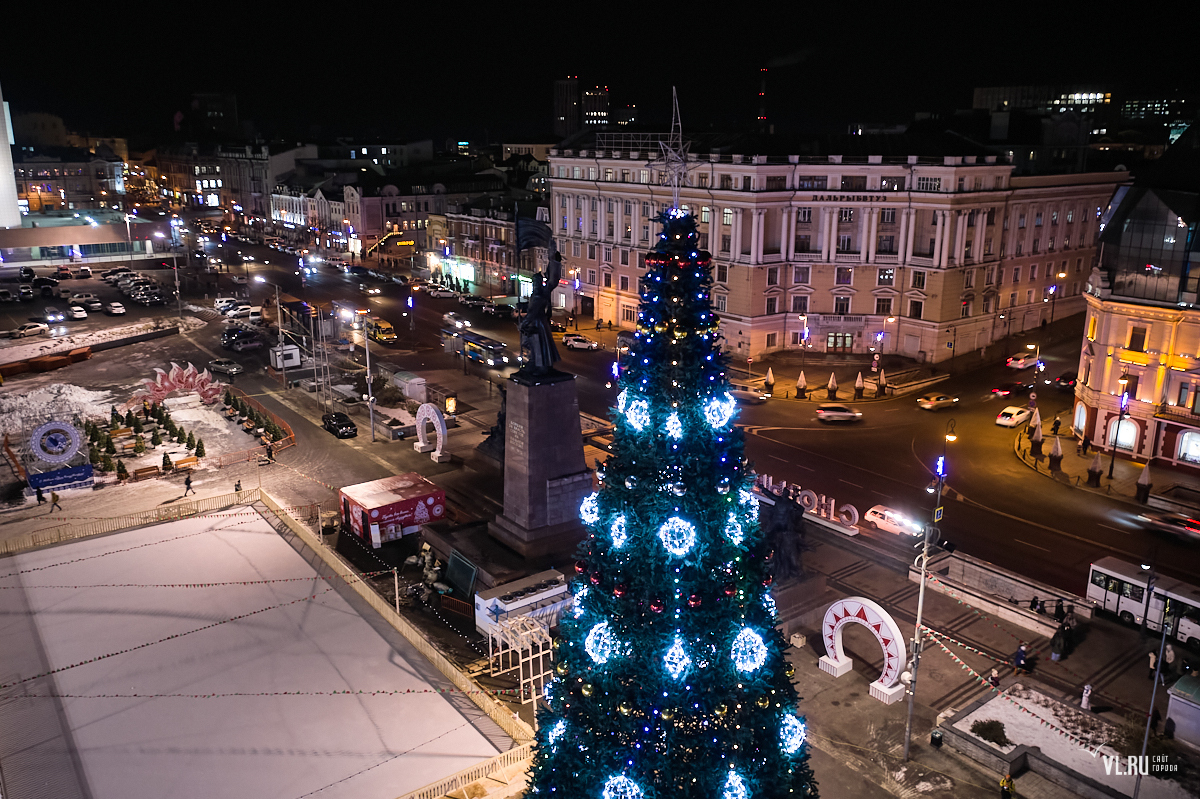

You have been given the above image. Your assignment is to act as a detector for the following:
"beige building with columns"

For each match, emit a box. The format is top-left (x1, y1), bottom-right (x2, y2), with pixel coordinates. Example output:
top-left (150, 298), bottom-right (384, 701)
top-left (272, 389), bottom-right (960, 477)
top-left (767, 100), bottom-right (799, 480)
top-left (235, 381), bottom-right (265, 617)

top-left (547, 131), bottom-right (1124, 363)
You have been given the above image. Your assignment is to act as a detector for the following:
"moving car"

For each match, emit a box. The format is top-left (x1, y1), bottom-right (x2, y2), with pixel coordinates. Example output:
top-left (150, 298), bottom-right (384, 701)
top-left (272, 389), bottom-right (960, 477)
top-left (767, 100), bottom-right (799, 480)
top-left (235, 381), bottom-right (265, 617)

top-left (549, 320), bottom-right (567, 333)
top-left (104, 301), bottom-right (126, 315)
top-left (916, 392), bottom-right (959, 411)
top-left (1136, 510), bottom-right (1200, 542)
top-left (1054, 371), bottom-right (1079, 390)
top-left (0, 289), bottom-right (12, 302)
top-left (427, 287), bottom-right (458, 298)
top-left (995, 406), bottom-right (1032, 427)
top-left (729, 388), bottom-right (769, 404)
top-left (562, 333), bottom-right (600, 351)
top-left (991, 380), bottom-right (1034, 398)
top-left (32, 276), bottom-right (59, 290)
top-left (815, 403), bottom-right (863, 422)
top-left (74, 266), bottom-right (92, 279)
top-left (231, 275), bottom-right (249, 285)
top-left (458, 295), bottom-right (488, 308)
top-left (207, 358), bottom-right (245, 376)
top-left (1006, 353), bottom-right (1037, 370)
top-left (71, 292), bottom-right (99, 304)
top-left (443, 311), bottom-right (471, 329)
top-left (76, 298), bottom-right (102, 310)
top-left (863, 505), bottom-right (923, 536)
top-left (12, 322), bottom-right (50, 338)
top-left (484, 303), bottom-right (516, 319)
top-left (359, 282), bottom-right (381, 296)
top-left (322, 412), bottom-right (358, 438)
top-left (42, 306), bottom-right (65, 322)
top-left (224, 303), bottom-right (255, 318)
top-left (67, 305), bottom-right (88, 319)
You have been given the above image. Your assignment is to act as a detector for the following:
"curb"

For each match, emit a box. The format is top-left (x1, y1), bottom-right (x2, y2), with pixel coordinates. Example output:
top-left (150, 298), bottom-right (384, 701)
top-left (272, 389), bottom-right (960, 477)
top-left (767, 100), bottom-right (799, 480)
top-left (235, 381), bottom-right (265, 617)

top-left (1009, 428), bottom-right (1143, 509)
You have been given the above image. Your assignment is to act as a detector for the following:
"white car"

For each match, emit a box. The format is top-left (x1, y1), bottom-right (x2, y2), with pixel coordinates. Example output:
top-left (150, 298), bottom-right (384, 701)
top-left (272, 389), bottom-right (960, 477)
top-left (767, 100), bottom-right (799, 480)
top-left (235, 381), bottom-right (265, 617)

top-left (225, 304), bottom-right (260, 319)
top-left (815, 403), bottom-right (863, 422)
top-left (231, 275), bottom-right (249, 285)
top-left (1006, 353), bottom-right (1037, 370)
top-left (359, 283), bottom-right (382, 296)
top-left (104, 302), bottom-right (126, 315)
top-left (427, 287), bottom-right (457, 298)
top-left (207, 358), bottom-right (245, 376)
top-left (729, 388), bottom-right (769, 404)
top-left (12, 322), bottom-right (50, 338)
top-left (562, 334), bottom-right (600, 350)
top-left (67, 305), bottom-right (88, 319)
top-left (443, 311), bottom-right (471, 329)
top-left (995, 406), bottom-right (1032, 427)
top-left (863, 505), bottom-right (923, 536)
top-left (916, 392), bottom-right (959, 411)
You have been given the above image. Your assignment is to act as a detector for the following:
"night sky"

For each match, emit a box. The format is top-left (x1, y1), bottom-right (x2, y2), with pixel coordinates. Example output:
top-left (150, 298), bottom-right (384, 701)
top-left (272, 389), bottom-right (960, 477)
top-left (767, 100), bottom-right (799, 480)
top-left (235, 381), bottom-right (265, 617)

top-left (1, 4), bottom-right (1188, 148)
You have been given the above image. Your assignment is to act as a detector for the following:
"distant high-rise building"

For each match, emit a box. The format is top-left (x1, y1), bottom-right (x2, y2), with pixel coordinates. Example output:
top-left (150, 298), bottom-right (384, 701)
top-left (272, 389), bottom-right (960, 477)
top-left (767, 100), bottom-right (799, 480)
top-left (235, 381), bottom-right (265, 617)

top-left (973, 85), bottom-right (1112, 113)
top-left (190, 93), bottom-right (240, 138)
top-left (554, 77), bottom-right (581, 139)
top-left (0, 80), bottom-right (22, 228)
top-left (583, 86), bottom-right (609, 128)
top-left (613, 105), bottom-right (638, 127)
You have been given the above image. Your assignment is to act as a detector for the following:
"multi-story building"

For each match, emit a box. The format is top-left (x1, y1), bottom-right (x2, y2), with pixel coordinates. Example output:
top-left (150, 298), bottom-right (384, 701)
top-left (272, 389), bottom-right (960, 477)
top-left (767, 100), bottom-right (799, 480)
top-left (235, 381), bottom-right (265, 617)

top-left (547, 131), bottom-right (1125, 363)
top-left (554, 77), bottom-right (581, 139)
top-left (319, 140), bottom-right (433, 168)
top-left (438, 194), bottom-right (549, 297)
top-left (13, 145), bottom-right (125, 212)
top-left (156, 142), bottom-right (316, 216)
top-left (583, 87), bottom-right (609, 128)
top-left (1071, 141), bottom-right (1200, 472)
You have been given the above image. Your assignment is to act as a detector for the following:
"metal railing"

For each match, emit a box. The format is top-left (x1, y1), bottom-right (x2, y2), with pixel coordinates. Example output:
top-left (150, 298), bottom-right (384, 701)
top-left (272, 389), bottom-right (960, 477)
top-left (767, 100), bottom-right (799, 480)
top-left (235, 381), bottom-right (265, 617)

top-left (257, 491), bottom-right (535, 745)
top-left (395, 742), bottom-right (533, 799)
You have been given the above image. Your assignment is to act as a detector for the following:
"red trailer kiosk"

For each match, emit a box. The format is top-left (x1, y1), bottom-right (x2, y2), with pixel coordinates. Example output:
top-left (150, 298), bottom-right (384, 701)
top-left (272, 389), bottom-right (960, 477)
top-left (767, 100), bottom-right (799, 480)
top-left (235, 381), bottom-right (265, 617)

top-left (339, 473), bottom-right (446, 548)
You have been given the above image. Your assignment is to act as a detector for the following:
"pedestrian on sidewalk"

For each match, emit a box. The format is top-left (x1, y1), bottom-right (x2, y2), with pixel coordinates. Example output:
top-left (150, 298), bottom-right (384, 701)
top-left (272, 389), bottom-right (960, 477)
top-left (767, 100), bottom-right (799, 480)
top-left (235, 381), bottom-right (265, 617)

top-left (1165, 644), bottom-right (1177, 678)
top-left (1012, 644), bottom-right (1029, 675)
top-left (607, 320), bottom-right (613, 331)
top-left (999, 772), bottom-right (1014, 799)
top-left (1151, 706), bottom-right (1161, 734)
top-left (988, 669), bottom-right (1001, 690)
top-left (184, 475), bottom-right (195, 496)
top-left (35, 486), bottom-right (45, 505)
top-left (1054, 598), bottom-right (1066, 624)
top-left (1052, 416), bottom-right (1062, 436)
top-left (49, 491), bottom-right (62, 513)
top-left (1148, 649), bottom-right (1159, 680)
top-left (1028, 595), bottom-right (1040, 612)
top-left (265, 442), bottom-right (275, 463)
top-left (1082, 435), bottom-right (1091, 455)
top-left (1081, 684), bottom-right (1092, 711)
top-left (1050, 626), bottom-right (1066, 662)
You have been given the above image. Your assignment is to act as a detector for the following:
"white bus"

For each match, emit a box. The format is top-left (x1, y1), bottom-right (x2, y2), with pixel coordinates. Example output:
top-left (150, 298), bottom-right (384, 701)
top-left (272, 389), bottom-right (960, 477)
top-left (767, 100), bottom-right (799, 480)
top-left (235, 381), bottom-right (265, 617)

top-left (1087, 556), bottom-right (1200, 648)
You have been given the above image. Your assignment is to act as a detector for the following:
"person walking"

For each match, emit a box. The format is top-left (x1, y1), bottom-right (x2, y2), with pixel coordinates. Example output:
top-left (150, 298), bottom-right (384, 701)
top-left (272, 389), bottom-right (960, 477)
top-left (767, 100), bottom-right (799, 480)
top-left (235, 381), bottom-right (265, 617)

top-left (1082, 435), bottom-right (1091, 455)
top-left (1028, 595), bottom-right (1040, 612)
top-left (1165, 644), bottom-right (1178, 678)
top-left (1081, 684), bottom-right (1093, 711)
top-left (1054, 598), bottom-right (1066, 624)
top-left (999, 773), bottom-right (1014, 799)
top-left (1050, 626), bottom-right (1066, 662)
top-left (988, 669), bottom-right (1001, 690)
top-left (1012, 644), bottom-right (1029, 675)
top-left (49, 491), bottom-right (62, 513)
top-left (1051, 416), bottom-right (1062, 436)
top-left (265, 442), bottom-right (275, 463)
top-left (183, 475), bottom-right (195, 496)
top-left (1148, 649), bottom-right (1159, 680)
top-left (35, 486), bottom-right (45, 505)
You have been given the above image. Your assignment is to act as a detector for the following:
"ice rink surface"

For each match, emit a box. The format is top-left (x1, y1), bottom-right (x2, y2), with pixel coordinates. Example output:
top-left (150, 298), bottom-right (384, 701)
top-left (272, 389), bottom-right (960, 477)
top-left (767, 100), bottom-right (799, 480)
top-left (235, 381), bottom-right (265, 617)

top-left (0, 508), bottom-right (502, 799)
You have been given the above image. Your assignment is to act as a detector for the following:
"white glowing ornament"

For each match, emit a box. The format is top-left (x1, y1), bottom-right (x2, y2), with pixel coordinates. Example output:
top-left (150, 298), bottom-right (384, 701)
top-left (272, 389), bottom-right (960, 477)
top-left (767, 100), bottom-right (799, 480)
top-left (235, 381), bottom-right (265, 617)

top-left (780, 715), bottom-right (807, 754)
top-left (665, 412), bottom-right (683, 439)
top-left (657, 516), bottom-right (697, 557)
top-left (626, 399), bottom-right (650, 431)
top-left (704, 393), bottom-right (736, 428)
top-left (663, 636), bottom-right (691, 680)
top-left (723, 512), bottom-right (744, 545)
top-left (603, 775), bottom-right (644, 799)
top-left (764, 594), bottom-right (777, 618)
top-left (547, 719), bottom-right (567, 746)
top-left (731, 627), bottom-right (769, 673)
top-left (738, 488), bottom-right (759, 521)
top-left (572, 584), bottom-right (589, 618)
top-left (723, 770), bottom-right (749, 799)
top-left (610, 514), bottom-right (628, 548)
top-left (617, 389), bottom-right (629, 413)
top-left (580, 492), bottom-right (600, 525)
top-left (585, 621), bottom-right (620, 664)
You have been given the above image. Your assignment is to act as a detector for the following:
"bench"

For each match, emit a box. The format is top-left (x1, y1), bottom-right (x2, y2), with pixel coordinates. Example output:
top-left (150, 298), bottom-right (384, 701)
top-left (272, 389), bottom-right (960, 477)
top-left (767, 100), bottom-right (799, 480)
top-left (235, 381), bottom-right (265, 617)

top-left (110, 427), bottom-right (133, 439)
top-left (173, 455), bottom-right (199, 472)
top-left (133, 466), bottom-right (161, 481)
top-left (119, 440), bottom-right (138, 454)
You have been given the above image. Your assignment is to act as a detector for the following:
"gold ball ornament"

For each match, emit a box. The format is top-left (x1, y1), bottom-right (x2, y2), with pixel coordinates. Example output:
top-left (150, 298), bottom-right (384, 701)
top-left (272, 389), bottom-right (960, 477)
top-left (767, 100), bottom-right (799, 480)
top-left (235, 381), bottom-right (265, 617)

top-left (785, 664), bottom-right (796, 678)
top-left (555, 661), bottom-right (569, 676)
top-left (661, 707), bottom-right (676, 721)
top-left (756, 695), bottom-right (771, 709)
top-left (618, 701), bottom-right (633, 716)
top-left (673, 328), bottom-right (688, 340)
top-left (714, 703), bottom-right (728, 717)
top-left (581, 683), bottom-right (594, 697)
top-left (654, 322), bottom-right (668, 334)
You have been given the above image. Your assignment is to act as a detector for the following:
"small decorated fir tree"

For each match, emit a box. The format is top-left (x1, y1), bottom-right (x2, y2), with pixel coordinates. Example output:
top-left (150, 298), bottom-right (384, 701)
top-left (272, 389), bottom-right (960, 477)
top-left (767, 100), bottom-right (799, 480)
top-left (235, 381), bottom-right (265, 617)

top-left (194, 438), bottom-right (206, 458)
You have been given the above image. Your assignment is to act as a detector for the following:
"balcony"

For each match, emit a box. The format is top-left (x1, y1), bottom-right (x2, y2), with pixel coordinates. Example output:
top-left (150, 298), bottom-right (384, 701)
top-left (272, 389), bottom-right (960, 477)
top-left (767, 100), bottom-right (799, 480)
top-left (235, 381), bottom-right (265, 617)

top-left (874, 253), bottom-right (899, 263)
top-left (1156, 403), bottom-right (1200, 427)
top-left (792, 251), bottom-right (822, 262)
top-left (834, 252), bottom-right (860, 263)
top-left (908, 255), bottom-right (935, 267)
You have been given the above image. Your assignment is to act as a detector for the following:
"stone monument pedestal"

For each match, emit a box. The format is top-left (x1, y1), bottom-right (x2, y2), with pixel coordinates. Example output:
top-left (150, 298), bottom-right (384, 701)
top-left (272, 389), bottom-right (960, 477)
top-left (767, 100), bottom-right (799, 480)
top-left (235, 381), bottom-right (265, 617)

top-left (488, 369), bottom-right (592, 559)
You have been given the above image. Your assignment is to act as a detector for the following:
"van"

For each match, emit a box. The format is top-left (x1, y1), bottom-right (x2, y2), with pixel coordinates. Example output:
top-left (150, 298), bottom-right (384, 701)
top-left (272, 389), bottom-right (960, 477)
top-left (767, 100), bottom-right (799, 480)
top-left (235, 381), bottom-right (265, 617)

top-left (365, 316), bottom-right (397, 343)
top-left (74, 266), bottom-right (92, 279)
top-left (246, 307), bottom-right (264, 323)
top-left (214, 296), bottom-right (240, 310)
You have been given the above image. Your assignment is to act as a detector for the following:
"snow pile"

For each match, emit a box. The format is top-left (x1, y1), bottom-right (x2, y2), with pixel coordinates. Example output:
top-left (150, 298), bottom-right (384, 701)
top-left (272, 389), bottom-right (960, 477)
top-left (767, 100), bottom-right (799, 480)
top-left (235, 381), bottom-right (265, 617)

top-left (0, 315), bottom-right (207, 365)
top-left (0, 383), bottom-right (115, 437)
top-left (954, 684), bottom-right (1189, 798)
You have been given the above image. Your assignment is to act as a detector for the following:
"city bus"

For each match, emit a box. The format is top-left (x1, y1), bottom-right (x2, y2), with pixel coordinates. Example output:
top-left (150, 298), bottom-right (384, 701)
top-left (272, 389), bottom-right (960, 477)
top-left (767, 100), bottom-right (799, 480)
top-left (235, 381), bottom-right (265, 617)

top-left (441, 328), bottom-right (517, 367)
top-left (1087, 556), bottom-right (1200, 647)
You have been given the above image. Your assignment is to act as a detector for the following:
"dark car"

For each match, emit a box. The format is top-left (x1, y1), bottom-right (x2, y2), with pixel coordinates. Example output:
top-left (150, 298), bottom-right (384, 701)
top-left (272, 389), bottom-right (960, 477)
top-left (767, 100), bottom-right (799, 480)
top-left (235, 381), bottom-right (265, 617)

top-left (221, 330), bottom-right (257, 350)
top-left (549, 320), bottom-right (567, 333)
top-left (1054, 371), bottom-right (1078, 390)
top-left (991, 380), bottom-right (1035, 398)
top-left (1137, 510), bottom-right (1200, 542)
top-left (18, 266), bottom-right (36, 281)
top-left (322, 412), bottom-right (358, 438)
top-left (484, 303), bottom-right (516, 319)
top-left (31, 276), bottom-right (59, 289)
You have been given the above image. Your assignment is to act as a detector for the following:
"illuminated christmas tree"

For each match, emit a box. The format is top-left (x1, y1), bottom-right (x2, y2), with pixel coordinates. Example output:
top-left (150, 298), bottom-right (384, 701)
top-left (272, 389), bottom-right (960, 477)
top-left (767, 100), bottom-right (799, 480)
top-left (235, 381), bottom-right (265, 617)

top-left (529, 210), bottom-right (816, 799)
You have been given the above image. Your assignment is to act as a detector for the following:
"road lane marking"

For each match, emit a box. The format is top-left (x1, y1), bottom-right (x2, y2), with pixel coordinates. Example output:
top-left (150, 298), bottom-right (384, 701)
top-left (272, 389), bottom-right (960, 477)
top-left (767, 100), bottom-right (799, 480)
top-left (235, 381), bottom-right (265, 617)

top-left (840, 480), bottom-right (862, 488)
top-left (1014, 539), bottom-right (1052, 552)
top-left (1098, 523), bottom-right (1130, 535)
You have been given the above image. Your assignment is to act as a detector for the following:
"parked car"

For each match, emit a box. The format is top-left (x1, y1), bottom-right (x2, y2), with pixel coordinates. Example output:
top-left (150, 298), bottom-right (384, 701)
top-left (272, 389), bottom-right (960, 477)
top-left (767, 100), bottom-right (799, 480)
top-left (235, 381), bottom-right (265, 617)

top-left (863, 505), bottom-right (923, 536)
top-left (991, 380), bottom-right (1035, 398)
top-left (1006, 353), bottom-right (1038, 370)
top-left (427, 287), bottom-right (458, 298)
top-left (42, 306), bottom-right (65, 323)
top-left (0, 289), bottom-right (13, 302)
top-left (221, 332), bottom-right (258, 350)
top-left (12, 322), bottom-right (50, 338)
top-left (562, 333), bottom-right (600, 351)
top-left (485, 303), bottom-right (516, 318)
top-left (1054, 371), bottom-right (1079, 390)
top-left (816, 403), bottom-right (863, 422)
top-left (359, 282), bottom-right (382, 296)
top-left (729, 388), bottom-right (769, 404)
top-left (322, 412), bottom-right (358, 438)
top-left (1136, 510), bottom-right (1200, 542)
top-left (32, 276), bottom-right (59, 289)
top-left (231, 275), bottom-right (249, 285)
top-left (74, 266), bottom-right (92, 279)
top-left (207, 358), bottom-right (245, 376)
top-left (995, 406), bottom-right (1032, 427)
top-left (55, 265), bottom-right (73, 279)
top-left (104, 301), bottom-right (126, 315)
top-left (229, 338), bottom-right (264, 352)
top-left (18, 266), bottom-right (35, 281)
top-left (18, 285), bottom-right (34, 301)
top-left (916, 392), bottom-right (959, 411)
top-left (549, 320), bottom-right (567, 333)
top-left (67, 305), bottom-right (87, 319)
top-left (458, 295), bottom-right (488, 308)
top-left (137, 293), bottom-right (168, 306)
top-left (224, 303), bottom-right (254, 318)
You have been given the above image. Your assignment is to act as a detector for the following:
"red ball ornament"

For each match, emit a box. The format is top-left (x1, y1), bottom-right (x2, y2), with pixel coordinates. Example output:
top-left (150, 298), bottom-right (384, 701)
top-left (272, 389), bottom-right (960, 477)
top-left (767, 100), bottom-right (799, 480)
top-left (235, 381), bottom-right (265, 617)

top-left (590, 570), bottom-right (602, 585)
top-left (575, 560), bottom-right (588, 574)
top-left (687, 594), bottom-right (702, 608)
top-left (763, 550), bottom-right (775, 563)
top-left (649, 598), bottom-right (665, 613)
top-left (613, 583), bottom-right (627, 598)
top-left (723, 583), bottom-right (737, 597)
top-left (762, 574), bottom-right (774, 587)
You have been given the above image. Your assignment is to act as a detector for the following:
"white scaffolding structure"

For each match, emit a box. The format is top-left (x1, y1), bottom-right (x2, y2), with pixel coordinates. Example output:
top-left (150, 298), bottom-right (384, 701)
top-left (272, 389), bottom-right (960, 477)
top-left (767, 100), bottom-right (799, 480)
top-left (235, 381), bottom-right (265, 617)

top-left (488, 615), bottom-right (553, 706)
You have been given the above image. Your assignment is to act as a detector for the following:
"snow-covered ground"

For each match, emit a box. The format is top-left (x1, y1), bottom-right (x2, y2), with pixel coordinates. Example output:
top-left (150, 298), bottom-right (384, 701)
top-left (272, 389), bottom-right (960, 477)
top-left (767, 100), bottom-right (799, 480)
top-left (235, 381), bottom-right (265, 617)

top-left (954, 684), bottom-right (1189, 798)
top-left (0, 508), bottom-right (502, 799)
top-left (0, 383), bottom-right (116, 438)
top-left (0, 315), bottom-right (205, 365)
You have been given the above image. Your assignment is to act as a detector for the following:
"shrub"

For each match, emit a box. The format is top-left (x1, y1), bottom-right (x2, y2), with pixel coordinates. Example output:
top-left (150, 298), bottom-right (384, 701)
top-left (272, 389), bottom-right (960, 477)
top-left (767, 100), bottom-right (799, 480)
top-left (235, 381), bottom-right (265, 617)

top-left (194, 438), bottom-right (205, 457)
top-left (100, 453), bottom-right (114, 473)
top-left (175, 427), bottom-right (186, 443)
top-left (133, 435), bottom-right (146, 454)
top-left (224, 388), bottom-right (234, 407)
top-left (124, 409), bottom-right (137, 427)
top-left (89, 445), bottom-right (100, 465)
top-left (186, 431), bottom-right (196, 450)
top-left (104, 434), bottom-right (116, 455)
top-left (116, 460), bottom-right (129, 480)
top-left (162, 453), bottom-right (173, 471)
top-left (406, 399), bottom-right (421, 415)
top-left (151, 429), bottom-right (163, 447)
top-left (971, 719), bottom-right (1011, 747)
top-left (132, 417), bottom-right (144, 434)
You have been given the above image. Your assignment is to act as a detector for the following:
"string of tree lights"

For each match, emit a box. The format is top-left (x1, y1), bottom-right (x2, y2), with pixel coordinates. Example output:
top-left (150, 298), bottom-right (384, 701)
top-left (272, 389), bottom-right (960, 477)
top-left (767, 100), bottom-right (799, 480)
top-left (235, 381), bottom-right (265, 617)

top-left (530, 211), bottom-right (817, 799)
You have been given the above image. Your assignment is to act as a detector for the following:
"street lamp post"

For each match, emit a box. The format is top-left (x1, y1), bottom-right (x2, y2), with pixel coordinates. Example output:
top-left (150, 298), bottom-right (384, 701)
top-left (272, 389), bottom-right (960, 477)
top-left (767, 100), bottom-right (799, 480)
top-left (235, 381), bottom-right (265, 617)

top-left (903, 418), bottom-right (957, 762)
top-left (799, 314), bottom-right (809, 366)
top-left (124, 214), bottom-right (135, 270)
top-left (153, 231), bottom-right (182, 319)
top-left (1048, 270), bottom-right (1066, 325)
top-left (1109, 373), bottom-right (1130, 479)
top-left (255, 276), bottom-right (287, 390)
top-left (1026, 341), bottom-right (1044, 385)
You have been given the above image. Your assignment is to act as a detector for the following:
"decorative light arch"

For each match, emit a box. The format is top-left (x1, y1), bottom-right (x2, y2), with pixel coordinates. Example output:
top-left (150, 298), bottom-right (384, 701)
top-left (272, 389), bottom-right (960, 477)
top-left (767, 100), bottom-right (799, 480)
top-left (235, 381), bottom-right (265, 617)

top-left (817, 596), bottom-right (906, 704)
top-left (414, 402), bottom-right (448, 459)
